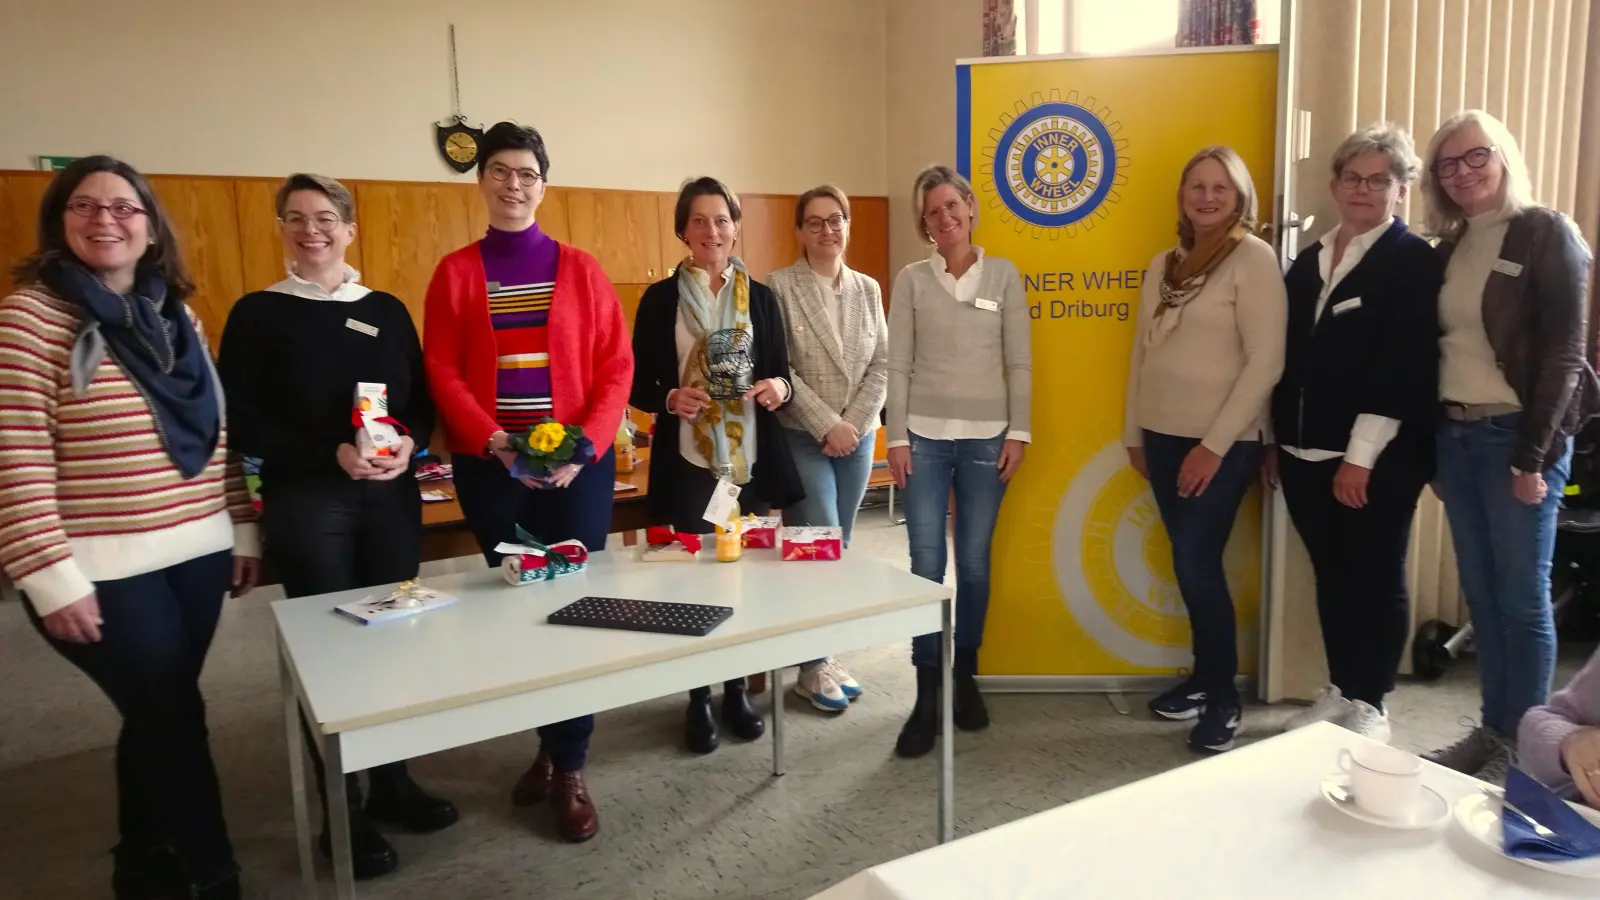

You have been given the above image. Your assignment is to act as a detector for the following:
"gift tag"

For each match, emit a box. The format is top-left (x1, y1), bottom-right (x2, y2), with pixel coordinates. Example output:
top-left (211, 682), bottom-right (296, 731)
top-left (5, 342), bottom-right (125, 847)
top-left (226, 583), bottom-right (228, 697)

top-left (702, 478), bottom-right (742, 527)
top-left (974, 297), bottom-right (1000, 312)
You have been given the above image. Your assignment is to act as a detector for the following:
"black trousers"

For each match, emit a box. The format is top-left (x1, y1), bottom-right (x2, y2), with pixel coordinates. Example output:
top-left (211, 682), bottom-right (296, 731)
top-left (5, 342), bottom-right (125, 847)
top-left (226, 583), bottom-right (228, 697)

top-left (452, 451), bottom-right (618, 770)
top-left (1278, 450), bottom-right (1428, 706)
top-left (263, 473), bottom-right (423, 810)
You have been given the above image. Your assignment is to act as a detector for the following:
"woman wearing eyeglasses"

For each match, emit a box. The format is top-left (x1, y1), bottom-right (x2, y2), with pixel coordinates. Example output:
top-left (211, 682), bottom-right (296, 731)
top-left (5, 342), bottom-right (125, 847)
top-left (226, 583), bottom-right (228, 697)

top-left (423, 121), bottom-right (633, 842)
top-left (886, 165), bottom-right (1031, 758)
top-left (1419, 110), bottom-right (1599, 779)
top-left (218, 174), bottom-right (455, 881)
top-left (1269, 125), bottom-right (1442, 746)
top-left (768, 185), bottom-right (888, 711)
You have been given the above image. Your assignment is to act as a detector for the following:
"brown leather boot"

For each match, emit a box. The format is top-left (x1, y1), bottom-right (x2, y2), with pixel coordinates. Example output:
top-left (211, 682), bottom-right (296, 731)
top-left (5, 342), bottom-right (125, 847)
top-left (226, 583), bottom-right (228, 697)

top-left (511, 750), bottom-right (553, 807)
top-left (550, 769), bottom-right (599, 842)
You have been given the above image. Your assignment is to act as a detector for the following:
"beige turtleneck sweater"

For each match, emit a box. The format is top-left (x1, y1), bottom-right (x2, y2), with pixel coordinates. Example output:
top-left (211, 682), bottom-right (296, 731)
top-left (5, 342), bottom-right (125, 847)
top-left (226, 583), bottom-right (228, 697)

top-left (1438, 210), bottom-right (1521, 406)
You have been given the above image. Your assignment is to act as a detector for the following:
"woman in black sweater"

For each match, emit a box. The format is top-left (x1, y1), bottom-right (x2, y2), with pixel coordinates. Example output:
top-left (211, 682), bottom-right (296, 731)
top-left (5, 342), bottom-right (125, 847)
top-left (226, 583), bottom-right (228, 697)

top-left (631, 176), bottom-right (804, 753)
top-left (216, 174), bottom-right (455, 881)
top-left (1269, 125), bottom-right (1443, 744)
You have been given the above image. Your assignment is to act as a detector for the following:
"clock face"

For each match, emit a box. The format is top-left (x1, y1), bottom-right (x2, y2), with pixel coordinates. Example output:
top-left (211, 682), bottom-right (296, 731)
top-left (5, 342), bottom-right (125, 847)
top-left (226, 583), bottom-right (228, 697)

top-left (445, 131), bottom-right (477, 163)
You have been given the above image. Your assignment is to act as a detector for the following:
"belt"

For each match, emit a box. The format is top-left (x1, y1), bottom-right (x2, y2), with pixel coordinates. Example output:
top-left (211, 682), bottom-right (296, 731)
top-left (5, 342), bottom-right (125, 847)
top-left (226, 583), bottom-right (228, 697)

top-left (1441, 401), bottom-right (1521, 421)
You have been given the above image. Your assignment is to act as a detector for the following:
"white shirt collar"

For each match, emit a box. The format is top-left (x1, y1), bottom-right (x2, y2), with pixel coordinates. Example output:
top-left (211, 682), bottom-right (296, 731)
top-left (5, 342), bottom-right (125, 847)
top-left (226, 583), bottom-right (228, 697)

top-left (689, 262), bottom-right (735, 292)
top-left (267, 263), bottom-right (371, 303)
top-left (929, 245), bottom-right (985, 277)
top-left (1317, 219), bottom-right (1391, 257)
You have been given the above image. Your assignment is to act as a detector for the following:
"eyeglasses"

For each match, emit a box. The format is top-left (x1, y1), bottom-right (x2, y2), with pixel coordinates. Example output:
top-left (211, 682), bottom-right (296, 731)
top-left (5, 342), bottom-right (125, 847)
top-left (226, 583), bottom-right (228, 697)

top-left (487, 163), bottom-right (543, 187)
top-left (1431, 145), bottom-right (1497, 179)
top-left (922, 198), bottom-right (965, 224)
top-left (66, 198), bottom-right (146, 220)
top-left (803, 214), bottom-right (848, 233)
top-left (1337, 171), bottom-right (1398, 192)
top-left (281, 212), bottom-right (345, 232)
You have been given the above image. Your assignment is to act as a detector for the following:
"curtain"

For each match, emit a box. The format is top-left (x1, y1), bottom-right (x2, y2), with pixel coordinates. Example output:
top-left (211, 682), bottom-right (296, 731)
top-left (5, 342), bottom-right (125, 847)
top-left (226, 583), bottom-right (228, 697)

top-left (1177, 0), bottom-right (1260, 47)
top-left (1268, 0), bottom-right (1600, 703)
top-left (983, 0), bottom-right (1018, 56)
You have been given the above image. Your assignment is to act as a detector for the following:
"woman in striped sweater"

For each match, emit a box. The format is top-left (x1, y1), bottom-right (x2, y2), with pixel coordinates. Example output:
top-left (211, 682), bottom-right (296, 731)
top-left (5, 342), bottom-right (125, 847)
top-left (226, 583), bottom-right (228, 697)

top-left (0, 157), bottom-right (259, 900)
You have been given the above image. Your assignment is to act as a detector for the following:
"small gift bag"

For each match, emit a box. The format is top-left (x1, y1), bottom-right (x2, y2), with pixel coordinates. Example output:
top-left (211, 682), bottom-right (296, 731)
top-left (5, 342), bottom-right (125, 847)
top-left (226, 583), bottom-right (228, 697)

top-left (780, 526), bottom-right (844, 561)
top-left (495, 527), bottom-right (590, 585)
top-left (642, 526), bottom-right (702, 562)
top-left (739, 515), bottom-right (781, 549)
top-left (353, 382), bottom-right (406, 459)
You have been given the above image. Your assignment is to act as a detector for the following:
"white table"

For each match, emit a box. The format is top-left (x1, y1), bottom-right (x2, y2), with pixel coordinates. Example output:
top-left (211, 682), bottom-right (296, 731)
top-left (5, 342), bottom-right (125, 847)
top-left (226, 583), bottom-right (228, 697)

top-left (272, 552), bottom-right (952, 899)
top-left (811, 722), bottom-right (1596, 899)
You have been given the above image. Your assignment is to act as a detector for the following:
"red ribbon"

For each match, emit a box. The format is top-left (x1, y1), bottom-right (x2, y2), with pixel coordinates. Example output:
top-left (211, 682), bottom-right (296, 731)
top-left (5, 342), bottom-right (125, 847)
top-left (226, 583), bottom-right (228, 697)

top-left (351, 408), bottom-right (409, 434)
top-left (646, 526), bottom-right (702, 554)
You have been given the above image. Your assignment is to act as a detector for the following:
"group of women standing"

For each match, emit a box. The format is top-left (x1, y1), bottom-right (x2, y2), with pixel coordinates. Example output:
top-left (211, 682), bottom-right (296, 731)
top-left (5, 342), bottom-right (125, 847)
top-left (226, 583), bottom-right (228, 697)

top-left (1125, 109), bottom-right (1597, 776)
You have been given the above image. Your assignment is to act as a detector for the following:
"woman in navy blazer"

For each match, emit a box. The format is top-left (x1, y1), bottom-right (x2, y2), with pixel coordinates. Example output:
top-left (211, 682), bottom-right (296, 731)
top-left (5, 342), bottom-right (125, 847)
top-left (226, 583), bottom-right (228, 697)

top-left (1268, 123), bottom-right (1443, 745)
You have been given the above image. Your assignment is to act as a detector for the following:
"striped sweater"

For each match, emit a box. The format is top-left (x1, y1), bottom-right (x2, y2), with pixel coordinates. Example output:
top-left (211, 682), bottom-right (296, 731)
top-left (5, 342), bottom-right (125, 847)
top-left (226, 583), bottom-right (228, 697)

top-left (0, 286), bottom-right (258, 616)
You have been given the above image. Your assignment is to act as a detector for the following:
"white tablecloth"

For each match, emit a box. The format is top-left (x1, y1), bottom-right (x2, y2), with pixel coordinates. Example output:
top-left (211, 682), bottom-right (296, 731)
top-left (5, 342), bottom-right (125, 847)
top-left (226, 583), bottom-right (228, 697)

top-left (811, 723), bottom-right (1594, 899)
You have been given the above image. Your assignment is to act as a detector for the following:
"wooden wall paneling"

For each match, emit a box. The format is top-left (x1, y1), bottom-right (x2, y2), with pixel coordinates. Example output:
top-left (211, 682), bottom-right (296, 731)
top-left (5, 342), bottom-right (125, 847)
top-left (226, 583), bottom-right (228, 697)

top-left (847, 196), bottom-right (892, 303)
top-left (735, 195), bottom-right (799, 282)
top-left (234, 179), bottom-right (286, 293)
top-left (565, 189), bottom-right (666, 284)
top-left (148, 176), bottom-right (246, 349)
top-left (657, 192), bottom-right (681, 276)
top-left (536, 185), bottom-right (572, 244)
top-left (0, 172), bottom-right (51, 296)
top-left (353, 182), bottom-right (474, 327)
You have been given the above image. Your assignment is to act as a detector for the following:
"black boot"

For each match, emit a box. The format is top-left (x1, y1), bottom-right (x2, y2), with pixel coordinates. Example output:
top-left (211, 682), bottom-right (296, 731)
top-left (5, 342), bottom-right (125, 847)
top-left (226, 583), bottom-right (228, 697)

top-left (318, 802), bottom-right (399, 881)
top-left (366, 764), bottom-right (460, 833)
top-left (954, 649), bottom-right (989, 731)
top-left (111, 844), bottom-right (183, 900)
top-left (685, 686), bottom-right (720, 754)
top-left (722, 679), bottom-right (766, 741)
top-left (895, 667), bottom-right (941, 758)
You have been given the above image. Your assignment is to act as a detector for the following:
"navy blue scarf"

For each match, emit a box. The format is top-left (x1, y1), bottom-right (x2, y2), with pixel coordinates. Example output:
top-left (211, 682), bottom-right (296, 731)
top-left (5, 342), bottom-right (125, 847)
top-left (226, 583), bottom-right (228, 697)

top-left (41, 258), bottom-right (221, 479)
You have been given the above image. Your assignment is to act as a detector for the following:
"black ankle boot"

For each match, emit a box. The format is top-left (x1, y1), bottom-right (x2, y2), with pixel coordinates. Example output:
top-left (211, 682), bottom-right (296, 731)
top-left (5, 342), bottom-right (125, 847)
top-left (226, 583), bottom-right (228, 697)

top-left (722, 680), bottom-right (766, 741)
top-left (366, 768), bottom-right (460, 834)
top-left (685, 688), bottom-right (720, 754)
top-left (895, 667), bottom-right (941, 758)
top-left (318, 804), bottom-right (399, 881)
top-left (954, 649), bottom-right (989, 731)
top-left (111, 845), bottom-right (183, 900)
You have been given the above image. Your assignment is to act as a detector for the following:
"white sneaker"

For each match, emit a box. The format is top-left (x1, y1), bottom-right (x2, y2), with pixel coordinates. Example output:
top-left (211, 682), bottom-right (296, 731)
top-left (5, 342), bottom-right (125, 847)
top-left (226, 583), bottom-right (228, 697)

top-left (823, 660), bottom-right (862, 699)
top-left (1282, 684), bottom-right (1352, 732)
top-left (1343, 700), bottom-right (1391, 744)
top-left (794, 666), bottom-right (849, 712)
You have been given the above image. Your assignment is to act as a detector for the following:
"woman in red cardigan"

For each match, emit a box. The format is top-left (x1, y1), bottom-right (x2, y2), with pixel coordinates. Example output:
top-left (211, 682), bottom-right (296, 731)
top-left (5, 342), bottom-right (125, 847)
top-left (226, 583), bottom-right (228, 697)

top-left (423, 122), bottom-right (632, 844)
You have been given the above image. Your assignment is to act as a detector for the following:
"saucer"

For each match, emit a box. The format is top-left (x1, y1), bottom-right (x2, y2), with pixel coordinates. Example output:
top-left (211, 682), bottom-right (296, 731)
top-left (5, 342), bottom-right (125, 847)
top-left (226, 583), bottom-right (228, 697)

top-left (1453, 791), bottom-right (1600, 878)
top-left (1320, 773), bottom-right (1449, 829)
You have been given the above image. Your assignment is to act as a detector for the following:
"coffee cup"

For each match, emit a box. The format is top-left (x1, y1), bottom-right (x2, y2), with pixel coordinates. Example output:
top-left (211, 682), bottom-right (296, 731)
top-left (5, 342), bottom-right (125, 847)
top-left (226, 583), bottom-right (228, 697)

top-left (1337, 744), bottom-right (1423, 819)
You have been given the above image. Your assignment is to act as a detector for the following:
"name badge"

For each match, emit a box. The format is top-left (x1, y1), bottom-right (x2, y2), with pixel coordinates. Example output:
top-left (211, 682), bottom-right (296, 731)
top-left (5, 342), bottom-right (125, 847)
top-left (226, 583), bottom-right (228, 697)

top-left (1493, 259), bottom-right (1524, 277)
top-left (702, 477), bottom-right (743, 527)
top-left (345, 318), bottom-right (379, 337)
top-left (974, 298), bottom-right (1000, 312)
top-left (1330, 297), bottom-right (1362, 316)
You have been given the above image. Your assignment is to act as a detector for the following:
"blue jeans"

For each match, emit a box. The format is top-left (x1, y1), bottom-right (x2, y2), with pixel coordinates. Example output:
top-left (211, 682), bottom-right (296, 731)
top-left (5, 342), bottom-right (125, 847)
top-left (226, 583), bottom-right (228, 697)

top-left (782, 427), bottom-right (876, 547)
top-left (905, 433), bottom-right (1009, 668)
top-left (1142, 431), bottom-right (1261, 703)
top-left (1435, 414), bottom-right (1572, 736)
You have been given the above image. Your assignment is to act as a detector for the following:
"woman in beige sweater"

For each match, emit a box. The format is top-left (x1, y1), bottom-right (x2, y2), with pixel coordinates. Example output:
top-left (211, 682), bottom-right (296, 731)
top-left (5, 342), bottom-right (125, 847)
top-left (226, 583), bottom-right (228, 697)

top-left (1123, 146), bottom-right (1286, 754)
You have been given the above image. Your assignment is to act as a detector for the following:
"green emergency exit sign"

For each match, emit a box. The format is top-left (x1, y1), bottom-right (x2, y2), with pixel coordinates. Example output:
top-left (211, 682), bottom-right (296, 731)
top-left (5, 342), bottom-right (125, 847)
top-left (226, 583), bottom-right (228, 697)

top-left (36, 155), bottom-right (78, 171)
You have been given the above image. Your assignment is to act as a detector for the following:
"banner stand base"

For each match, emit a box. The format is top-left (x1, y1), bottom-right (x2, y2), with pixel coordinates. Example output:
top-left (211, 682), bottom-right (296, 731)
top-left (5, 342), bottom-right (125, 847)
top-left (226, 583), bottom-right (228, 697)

top-left (976, 675), bottom-right (1258, 696)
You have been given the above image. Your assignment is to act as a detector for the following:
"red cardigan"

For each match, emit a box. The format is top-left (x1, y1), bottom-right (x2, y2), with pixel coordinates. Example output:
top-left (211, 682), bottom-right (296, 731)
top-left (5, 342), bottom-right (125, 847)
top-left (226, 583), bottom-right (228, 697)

top-left (423, 241), bottom-right (633, 457)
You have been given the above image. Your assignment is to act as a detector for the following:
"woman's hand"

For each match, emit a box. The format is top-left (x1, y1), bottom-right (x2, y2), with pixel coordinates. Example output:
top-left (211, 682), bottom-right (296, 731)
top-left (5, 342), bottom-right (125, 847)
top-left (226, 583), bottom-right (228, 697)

top-left (1562, 727), bottom-right (1600, 808)
top-left (997, 439), bottom-right (1026, 482)
top-left (366, 435), bottom-right (416, 482)
top-left (1177, 445), bottom-right (1224, 498)
top-left (822, 422), bottom-right (859, 458)
top-left (44, 592), bottom-right (103, 644)
top-left (744, 379), bottom-right (786, 412)
top-left (336, 443), bottom-right (381, 480)
top-left (1513, 470), bottom-right (1548, 506)
top-left (542, 463), bottom-right (583, 489)
top-left (1127, 446), bottom-right (1148, 480)
top-left (668, 387), bottom-right (712, 421)
top-left (887, 445), bottom-right (912, 489)
top-left (1259, 446), bottom-right (1278, 490)
top-left (232, 555), bottom-right (261, 598)
top-left (1333, 461), bottom-right (1371, 508)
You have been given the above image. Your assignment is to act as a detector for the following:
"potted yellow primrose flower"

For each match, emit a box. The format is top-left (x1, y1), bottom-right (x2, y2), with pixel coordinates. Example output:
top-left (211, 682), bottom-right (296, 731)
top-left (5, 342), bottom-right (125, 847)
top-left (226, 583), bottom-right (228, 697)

top-left (506, 417), bottom-right (588, 483)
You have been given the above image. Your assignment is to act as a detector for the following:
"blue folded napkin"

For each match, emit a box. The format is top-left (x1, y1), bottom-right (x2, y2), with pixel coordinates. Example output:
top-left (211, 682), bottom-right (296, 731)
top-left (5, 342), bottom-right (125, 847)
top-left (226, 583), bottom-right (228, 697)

top-left (1502, 767), bottom-right (1600, 862)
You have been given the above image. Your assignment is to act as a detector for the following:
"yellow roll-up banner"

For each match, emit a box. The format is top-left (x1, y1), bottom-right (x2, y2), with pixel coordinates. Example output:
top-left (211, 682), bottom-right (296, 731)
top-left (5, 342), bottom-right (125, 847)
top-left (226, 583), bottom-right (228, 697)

top-left (958, 48), bottom-right (1279, 679)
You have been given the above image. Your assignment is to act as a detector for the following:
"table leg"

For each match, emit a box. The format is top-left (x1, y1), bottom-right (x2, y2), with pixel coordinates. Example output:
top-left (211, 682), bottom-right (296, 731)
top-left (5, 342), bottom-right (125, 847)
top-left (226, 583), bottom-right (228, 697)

top-left (938, 595), bottom-right (954, 844)
top-left (770, 668), bottom-right (785, 777)
top-left (324, 733), bottom-right (356, 899)
top-left (281, 651), bottom-right (315, 896)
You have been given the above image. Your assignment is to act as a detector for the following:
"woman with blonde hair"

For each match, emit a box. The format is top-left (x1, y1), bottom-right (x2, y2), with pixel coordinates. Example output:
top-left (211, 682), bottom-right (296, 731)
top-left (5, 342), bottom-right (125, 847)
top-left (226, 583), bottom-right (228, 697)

top-left (885, 164), bottom-right (1031, 758)
top-left (769, 184), bottom-right (887, 711)
top-left (1123, 146), bottom-right (1285, 754)
top-left (1419, 109), bottom-right (1599, 779)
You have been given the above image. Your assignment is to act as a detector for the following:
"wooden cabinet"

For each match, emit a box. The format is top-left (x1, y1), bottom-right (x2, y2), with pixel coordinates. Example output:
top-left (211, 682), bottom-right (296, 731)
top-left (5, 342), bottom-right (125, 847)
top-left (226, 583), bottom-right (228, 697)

top-left (353, 182), bottom-right (475, 327)
top-left (564, 189), bottom-right (665, 284)
top-left (148, 176), bottom-right (245, 350)
top-left (0, 171), bottom-right (51, 296)
top-left (656, 192), bottom-right (681, 276)
top-left (848, 196), bottom-right (892, 303)
top-left (734, 195), bottom-right (800, 282)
